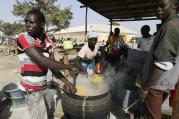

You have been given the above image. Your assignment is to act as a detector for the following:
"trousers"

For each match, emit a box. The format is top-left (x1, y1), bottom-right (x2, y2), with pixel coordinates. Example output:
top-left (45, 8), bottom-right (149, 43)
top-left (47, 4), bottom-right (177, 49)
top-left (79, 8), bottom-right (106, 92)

top-left (145, 89), bottom-right (168, 119)
top-left (144, 67), bottom-right (168, 119)
top-left (171, 81), bottom-right (179, 119)
top-left (25, 89), bottom-right (57, 119)
top-left (169, 89), bottom-right (176, 107)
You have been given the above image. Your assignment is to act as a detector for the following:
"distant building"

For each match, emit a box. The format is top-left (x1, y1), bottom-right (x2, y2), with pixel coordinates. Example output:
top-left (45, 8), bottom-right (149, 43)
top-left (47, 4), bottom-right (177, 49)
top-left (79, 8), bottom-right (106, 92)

top-left (54, 24), bottom-right (140, 43)
top-left (0, 31), bottom-right (3, 36)
top-left (0, 31), bottom-right (4, 44)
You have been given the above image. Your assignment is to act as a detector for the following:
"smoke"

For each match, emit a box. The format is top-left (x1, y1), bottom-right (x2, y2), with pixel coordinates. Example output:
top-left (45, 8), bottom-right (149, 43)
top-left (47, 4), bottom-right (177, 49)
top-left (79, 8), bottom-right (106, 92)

top-left (73, 64), bottom-right (138, 97)
top-left (74, 74), bottom-right (110, 96)
top-left (103, 64), bottom-right (138, 90)
top-left (71, 49), bottom-right (147, 96)
top-left (103, 65), bottom-right (128, 88)
top-left (73, 65), bottom-right (139, 96)
top-left (103, 48), bottom-right (148, 90)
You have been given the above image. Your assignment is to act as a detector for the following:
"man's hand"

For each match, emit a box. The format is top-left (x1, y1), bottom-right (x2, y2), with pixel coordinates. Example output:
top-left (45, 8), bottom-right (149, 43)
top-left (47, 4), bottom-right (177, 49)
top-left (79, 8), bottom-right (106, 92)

top-left (82, 69), bottom-right (88, 76)
top-left (69, 66), bottom-right (79, 79)
top-left (139, 88), bottom-right (148, 102)
top-left (63, 82), bottom-right (77, 94)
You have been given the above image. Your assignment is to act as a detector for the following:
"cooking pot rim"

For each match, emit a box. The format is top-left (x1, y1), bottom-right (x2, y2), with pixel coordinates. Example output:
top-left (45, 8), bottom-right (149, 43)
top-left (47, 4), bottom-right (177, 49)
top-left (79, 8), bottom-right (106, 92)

top-left (63, 91), bottom-right (110, 100)
top-left (2, 83), bottom-right (19, 93)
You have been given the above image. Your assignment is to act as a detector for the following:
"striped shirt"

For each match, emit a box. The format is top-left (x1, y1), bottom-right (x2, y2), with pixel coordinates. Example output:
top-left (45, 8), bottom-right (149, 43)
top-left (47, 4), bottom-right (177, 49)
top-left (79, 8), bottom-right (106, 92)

top-left (17, 32), bottom-right (53, 91)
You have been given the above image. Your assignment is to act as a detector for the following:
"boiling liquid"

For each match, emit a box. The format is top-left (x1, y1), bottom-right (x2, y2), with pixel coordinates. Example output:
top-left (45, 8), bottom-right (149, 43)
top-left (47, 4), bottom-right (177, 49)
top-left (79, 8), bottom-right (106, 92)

top-left (75, 74), bottom-right (109, 96)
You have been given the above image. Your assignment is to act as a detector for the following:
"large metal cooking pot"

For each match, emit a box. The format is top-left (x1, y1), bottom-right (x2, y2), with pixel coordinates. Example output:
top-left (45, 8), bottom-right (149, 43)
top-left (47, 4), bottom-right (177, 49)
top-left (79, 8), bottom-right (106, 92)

top-left (61, 91), bottom-right (112, 119)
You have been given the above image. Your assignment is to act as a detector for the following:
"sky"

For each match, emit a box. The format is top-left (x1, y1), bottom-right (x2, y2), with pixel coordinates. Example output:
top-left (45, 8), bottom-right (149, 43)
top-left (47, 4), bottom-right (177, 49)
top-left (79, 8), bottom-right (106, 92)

top-left (0, 0), bottom-right (160, 34)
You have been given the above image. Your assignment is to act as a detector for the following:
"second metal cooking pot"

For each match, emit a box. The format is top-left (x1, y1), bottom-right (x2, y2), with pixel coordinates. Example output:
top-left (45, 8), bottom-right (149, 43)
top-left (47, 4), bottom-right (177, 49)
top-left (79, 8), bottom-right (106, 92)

top-left (63, 40), bottom-right (73, 50)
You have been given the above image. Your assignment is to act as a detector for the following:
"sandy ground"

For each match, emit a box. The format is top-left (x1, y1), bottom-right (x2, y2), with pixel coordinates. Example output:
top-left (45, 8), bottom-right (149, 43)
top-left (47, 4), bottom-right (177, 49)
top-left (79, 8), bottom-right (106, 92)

top-left (0, 55), bottom-right (171, 119)
top-left (0, 56), bottom-right (20, 89)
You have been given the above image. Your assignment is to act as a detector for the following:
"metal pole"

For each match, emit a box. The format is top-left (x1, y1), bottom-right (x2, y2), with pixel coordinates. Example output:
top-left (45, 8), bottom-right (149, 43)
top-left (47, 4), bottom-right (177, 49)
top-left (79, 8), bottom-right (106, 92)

top-left (85, 7), bottom-right (88, 41)
top-left (110, 19), bottom-right (112, 32)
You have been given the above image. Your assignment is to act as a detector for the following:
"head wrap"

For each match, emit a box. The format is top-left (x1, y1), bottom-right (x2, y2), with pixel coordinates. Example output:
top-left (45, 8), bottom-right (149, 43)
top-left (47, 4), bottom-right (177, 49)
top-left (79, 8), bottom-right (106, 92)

top-left (86, 31), bottom-right (98, 39)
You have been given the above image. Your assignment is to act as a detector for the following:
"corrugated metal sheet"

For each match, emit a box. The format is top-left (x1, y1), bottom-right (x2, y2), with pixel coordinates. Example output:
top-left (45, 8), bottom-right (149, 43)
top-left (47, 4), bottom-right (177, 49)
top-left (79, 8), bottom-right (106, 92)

top-left (77, 0), bottom-right (178, 21)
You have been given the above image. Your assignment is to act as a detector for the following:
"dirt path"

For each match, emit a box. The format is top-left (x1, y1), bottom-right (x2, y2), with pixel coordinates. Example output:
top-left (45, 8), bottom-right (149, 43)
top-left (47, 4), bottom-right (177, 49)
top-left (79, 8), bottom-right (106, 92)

top-left (0, 56), bottom-right (20, 90)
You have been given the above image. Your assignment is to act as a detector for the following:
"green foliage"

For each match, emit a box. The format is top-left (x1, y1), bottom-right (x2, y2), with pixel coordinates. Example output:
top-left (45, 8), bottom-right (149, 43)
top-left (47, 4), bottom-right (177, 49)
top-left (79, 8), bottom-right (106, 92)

top-left (12, 0), bottom-right (73, 32)
top-left (2, 22), bottom-right (14, 36)
top-left (0, 20), bottom-right (3, 31)
top-left (12, 22), bottom-right (25, 35)
top-left (12, 0), bottom-right (32, 17)
top-left (0, 21), bottom-right (25, 36)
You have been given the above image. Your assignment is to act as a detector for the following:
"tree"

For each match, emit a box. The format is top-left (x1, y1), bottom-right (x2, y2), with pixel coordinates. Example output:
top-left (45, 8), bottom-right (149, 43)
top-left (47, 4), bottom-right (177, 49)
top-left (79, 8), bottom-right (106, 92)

top-left (0, 20), bottom-right (3, 31)
top-left (12, 22), bottom-right (25, 35)
top-left (2, 23), bottom-right (14, 36)
top-left (0, 20), bottom-right (25, 36)
top-left (12, 0), bottom-right (73, 32)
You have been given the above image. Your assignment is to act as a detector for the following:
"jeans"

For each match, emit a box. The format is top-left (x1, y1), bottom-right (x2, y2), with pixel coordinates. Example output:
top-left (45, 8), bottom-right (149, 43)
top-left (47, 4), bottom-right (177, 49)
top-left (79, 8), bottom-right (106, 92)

top-left (25, 89), bottom-right (57, 119)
